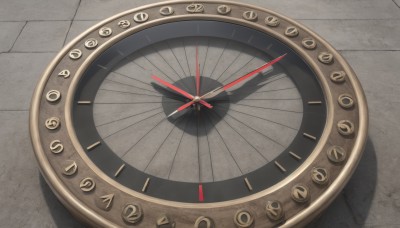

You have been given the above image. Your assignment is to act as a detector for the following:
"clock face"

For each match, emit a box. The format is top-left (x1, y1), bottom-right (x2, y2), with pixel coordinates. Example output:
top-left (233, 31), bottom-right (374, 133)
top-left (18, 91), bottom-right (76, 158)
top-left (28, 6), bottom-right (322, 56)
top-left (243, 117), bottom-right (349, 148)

top-left (30, 1), bottom-right (368, 227)
top-left (73, 20), bottom-right (326, 203)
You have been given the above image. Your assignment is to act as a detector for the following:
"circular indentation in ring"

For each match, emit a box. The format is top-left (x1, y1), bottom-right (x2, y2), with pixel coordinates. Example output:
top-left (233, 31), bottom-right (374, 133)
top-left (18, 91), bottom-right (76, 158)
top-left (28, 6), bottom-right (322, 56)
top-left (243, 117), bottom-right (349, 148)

top-left (118, 20), bottom-right (131, 29)
top-left (318, 52), bottom-right (334, 64)
top-left (330, 71), bottom-right (346, 83)
top-left (311, 167), bottom-right (329, 185)
top-left (69, 49), bottom-right (82, 60)
top-left (265, 200), bottom-right (284, 221)
top-left (234, 209), bottom-right (254, 228)
top-left (338, 94), bottom-right (355, 109)
top-left (327, 146), bottom-right (347, 164)
top-left (194, 216), bottom-right (214, 228)
top-left (46, 90), bottom-right (61, 103)
top-left (337, 120), bottom-right (355, 136)
top-left (217, 5), bottom-right (231, 15)
top-left (285, 26), bottom-right (299, 37)
top-left (302, 38), bottom-right (317, 50)
top-left (291, 184), bottom-right (310, 203)
top-left (265, 16), bottom-right (280, 27)
top-left (99, 27), bottom-right (112, 37)
top-left (84, 38), bottom-right (98, 49)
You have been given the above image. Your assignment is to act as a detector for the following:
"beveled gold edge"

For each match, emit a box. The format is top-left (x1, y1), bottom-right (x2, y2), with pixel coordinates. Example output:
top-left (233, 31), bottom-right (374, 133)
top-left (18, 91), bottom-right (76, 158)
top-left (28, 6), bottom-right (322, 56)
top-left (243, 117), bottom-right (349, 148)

top-left (65, 14), bottom-right (334, 209)
top-left (278, 23), bottom-right (369, 228)
top-left (28, 0), bottom-right (369, 227)
top-left (29, 42), bottom-right (119, 228)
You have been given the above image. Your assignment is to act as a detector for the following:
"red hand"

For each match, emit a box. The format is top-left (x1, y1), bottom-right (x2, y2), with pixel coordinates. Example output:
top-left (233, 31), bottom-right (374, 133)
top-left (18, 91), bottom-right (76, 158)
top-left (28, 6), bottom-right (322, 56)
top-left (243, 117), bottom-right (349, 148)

top-left (196, 46), bottom-right (200, 96)
top-left (152, 75), bottom-right (213, 109)
top-left (223, 53), bottom-right (287, 90)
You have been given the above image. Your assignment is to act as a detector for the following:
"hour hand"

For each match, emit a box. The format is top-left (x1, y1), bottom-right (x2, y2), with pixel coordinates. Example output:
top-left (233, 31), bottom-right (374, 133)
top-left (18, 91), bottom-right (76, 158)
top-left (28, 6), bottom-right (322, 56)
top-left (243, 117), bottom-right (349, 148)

top-left (151, 75), bottom-right (213, 109)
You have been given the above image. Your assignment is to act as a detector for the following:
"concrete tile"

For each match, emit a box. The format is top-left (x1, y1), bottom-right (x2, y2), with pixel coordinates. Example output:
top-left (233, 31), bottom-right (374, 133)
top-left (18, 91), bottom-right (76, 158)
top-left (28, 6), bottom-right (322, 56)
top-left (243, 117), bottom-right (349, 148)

top-left (300, 20), bottom-right (400, 51)
top-left (65, 20), bottom-right (97, 45)
top-left (12, 21), bottom-right (70, 53)
top-left (0, 22), bottom-right (25, 52)
top-left (248, 0), bottom-right (400, 19)
top-left (75, 0), bottom-right (164, 20)
top-left (0, 0), bottom-right (80, 21)
top-left (341, 51), bottom-right (400, 226)
top-left (75, 0), bottom-right (400, 20)
top-left (307, 194), bottom-right (358, 228)
top-left (0, 111), bottom-right (83, 227)
top-left (0, 53), bottom-right (54, 110)
top-left (394, 0), bottom-right (400, 8)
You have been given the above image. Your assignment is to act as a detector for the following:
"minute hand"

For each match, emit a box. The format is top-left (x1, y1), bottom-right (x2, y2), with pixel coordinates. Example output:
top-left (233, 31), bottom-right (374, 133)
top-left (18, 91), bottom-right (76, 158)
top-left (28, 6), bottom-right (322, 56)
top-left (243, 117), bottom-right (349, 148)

top-left (201, 53), bottom-right (287, 100)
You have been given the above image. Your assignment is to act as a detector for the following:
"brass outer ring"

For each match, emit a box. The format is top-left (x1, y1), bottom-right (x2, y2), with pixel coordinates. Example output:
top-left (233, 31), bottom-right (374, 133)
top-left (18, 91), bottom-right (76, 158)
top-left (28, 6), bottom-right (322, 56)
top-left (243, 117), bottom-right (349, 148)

top-left (30, 1), bottom-right (368, 227)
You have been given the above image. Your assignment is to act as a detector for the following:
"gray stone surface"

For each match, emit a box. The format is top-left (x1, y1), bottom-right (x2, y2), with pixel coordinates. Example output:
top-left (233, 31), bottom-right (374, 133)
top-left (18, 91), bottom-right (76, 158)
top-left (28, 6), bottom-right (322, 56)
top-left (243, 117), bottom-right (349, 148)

top-left (0, 0), bottom-right (80, 21)
top-left (0, 0), bottom-right (399, 227)
top-left (74, 0), bottom-right (400, 20)
top-left (395, 0), bottom-right (400, 8)
top-left (64, 20), bottom-right (97, 44)
top-left (0, 53), bottom-right (54, 110)
top-left (0, 111), bottom-right (82, 227)
top-left (12, 21), bottom-right (70, 52)
top-left (300, 20), bottom-right (400, 51)
top-left (0, 22), bottom-right (25, 52)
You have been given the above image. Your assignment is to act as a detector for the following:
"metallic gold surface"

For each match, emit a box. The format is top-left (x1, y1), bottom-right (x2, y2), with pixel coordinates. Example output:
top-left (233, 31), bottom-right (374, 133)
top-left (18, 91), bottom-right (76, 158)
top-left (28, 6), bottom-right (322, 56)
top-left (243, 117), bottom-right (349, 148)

top-left (30, 1), bottom-right (368, 227)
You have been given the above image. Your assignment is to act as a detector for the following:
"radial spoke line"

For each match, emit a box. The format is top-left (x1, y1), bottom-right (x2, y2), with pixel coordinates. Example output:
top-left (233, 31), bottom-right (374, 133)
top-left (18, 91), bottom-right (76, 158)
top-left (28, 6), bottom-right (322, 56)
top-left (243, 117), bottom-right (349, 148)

top-left (152, 46), bottom-right (184, 81)
top-left (202, 112), bottom-right (214, 182)
top-left (140, 51), bottom-right (183, 88)
top-left (182, 38), bottom-right (191, 77)
top-left (104, 79), bottom-right (159, 95)
top-left (209, 110), bottom-right (269, 162)
top-left (96, 107), bottom-right (162, 127)
top-left (103, 111), bottom-right (164, 139)
top-left (121, 115), bottom-right (168, 158)
top-left (215, 46), bottom-right (244, 81)
top-left (111, 71), bottom-right (154, 89)
top-left (168, 115), bottom-right (191, 179)
top-left (197, 114), bottom-right (201, 182)
top-left (99, 88), bottom-right (163, 97)
top-left (143, 116), bottom-right (186, 172)
top-left (221, 56), bottom-right (257, 84)
top-left (95, 101), bottom-right (180, 104)
top-left (127, 56), bottom-right (146, 70)
top-left (216, 109), bottom-right (285, 148)
top-left (226, 103), bottom-right (302, 114)
top-left (201, 38), bottom-right (210, 76)
top-left (210, 41), bottom-right (229, 79)
top-left (167, 41), bottom-right (187, 77)
top-left (254, 87), bottom-right (296, 94)
top-left (204, 111), bottom-right (244, 175)
top-left (215, 105), bottom-right (298, 131)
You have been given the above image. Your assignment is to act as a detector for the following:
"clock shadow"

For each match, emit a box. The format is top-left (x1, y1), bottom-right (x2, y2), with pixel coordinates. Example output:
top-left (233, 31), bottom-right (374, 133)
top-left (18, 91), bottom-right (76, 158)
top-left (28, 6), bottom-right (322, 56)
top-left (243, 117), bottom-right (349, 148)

top-left (39, 175), bottom-right (85, 228)
top-left (153, 70), bottom-right (285, 136)
top-left (306, 137), bottom-right (377, 228)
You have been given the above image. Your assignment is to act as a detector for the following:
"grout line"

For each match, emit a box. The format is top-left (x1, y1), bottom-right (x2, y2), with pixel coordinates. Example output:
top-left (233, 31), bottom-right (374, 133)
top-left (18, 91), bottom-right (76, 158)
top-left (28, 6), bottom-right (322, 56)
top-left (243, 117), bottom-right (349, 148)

top-left (393, 0), bottom-right (400, 8)
top-left (63, 0), bottom-right (82, 46)
top-left (0, 110), bottom-right (29, 112)
top-left (8, 21), bottom-right (27, 52)
top-left (339, 50), bottom-right (400, 52)
top-left (7, 51), bottom-right (58, 54)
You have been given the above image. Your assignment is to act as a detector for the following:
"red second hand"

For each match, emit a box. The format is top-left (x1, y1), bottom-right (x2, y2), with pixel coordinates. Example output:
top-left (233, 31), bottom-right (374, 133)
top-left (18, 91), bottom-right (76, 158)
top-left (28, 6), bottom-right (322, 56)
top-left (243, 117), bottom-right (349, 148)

top-left (196, 46), bottom-right (200, 96)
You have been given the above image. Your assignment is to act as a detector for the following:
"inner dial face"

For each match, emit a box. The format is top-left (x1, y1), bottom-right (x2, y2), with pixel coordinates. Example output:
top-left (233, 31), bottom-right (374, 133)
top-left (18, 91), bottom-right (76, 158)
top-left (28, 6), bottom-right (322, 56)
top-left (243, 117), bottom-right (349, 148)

top-left (73, 20), bottom-right (326, 203)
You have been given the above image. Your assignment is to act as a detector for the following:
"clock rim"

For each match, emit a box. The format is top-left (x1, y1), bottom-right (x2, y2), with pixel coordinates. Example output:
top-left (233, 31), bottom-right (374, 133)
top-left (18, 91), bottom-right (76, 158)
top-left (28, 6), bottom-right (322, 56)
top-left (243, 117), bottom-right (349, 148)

top-left (29, 0), bottom-right (368, 227)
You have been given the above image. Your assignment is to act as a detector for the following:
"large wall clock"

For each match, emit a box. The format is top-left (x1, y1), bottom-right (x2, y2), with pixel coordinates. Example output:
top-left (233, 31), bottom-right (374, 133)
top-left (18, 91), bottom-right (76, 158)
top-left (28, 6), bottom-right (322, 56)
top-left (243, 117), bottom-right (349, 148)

top-left (30, 0), bottom-right (368, 227)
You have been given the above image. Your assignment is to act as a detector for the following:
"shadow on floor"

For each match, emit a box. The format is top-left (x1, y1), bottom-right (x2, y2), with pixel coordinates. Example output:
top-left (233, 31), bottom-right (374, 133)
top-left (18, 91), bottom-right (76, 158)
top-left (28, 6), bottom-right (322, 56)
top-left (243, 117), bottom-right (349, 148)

top-left (39, 175), bottom-right (85, 227)
top-left (307, 137), bottom-right (377, 228)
